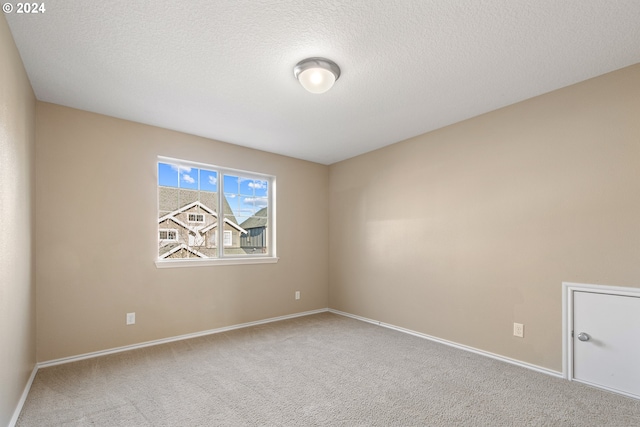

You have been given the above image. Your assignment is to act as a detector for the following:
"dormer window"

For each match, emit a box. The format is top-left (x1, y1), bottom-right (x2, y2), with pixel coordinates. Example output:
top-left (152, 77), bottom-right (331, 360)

top-left (188, 213), bottom-right (204, 223)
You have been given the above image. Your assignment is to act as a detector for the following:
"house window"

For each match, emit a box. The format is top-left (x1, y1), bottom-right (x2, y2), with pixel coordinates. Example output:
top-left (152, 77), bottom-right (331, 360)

top-left (211, 230), bottom-right (233, 247)
top-left (157, 156), bottom-right (276, 267)
top-left (188, 213), bottom-right (204, 223)
top-left (159, 229), bottom-right (177, 241)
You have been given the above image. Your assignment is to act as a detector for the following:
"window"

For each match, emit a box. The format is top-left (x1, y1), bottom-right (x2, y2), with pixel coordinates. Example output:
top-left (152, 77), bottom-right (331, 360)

top-left (157, 156), bottom-right (276, 266)
top-left (224, 230), bottom-right (232, 247)
top-left (188, 213), bottom-right (204, 223)
top-left (211, 230), bottom-right (233, 247)
top-left (159, 229), bottom-right (177, 241)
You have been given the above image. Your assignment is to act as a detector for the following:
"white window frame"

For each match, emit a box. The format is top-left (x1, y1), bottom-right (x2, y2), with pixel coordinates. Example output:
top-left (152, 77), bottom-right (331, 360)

top-left (156, 156), bottom-right (277, 268)
top-left (159, 229), bottom-right (178, 242)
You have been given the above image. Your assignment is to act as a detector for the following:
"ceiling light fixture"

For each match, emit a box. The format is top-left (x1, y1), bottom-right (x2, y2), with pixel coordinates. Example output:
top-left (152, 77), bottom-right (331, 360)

top-left (293, 57), bottom-right (341, 94)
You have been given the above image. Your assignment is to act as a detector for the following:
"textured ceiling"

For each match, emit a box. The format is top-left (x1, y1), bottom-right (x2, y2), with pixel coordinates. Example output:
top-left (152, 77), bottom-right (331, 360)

top-left (6, 1), bottom-right (640, 164)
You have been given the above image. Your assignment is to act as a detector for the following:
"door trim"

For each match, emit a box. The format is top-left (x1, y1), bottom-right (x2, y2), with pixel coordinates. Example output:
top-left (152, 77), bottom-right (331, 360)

top-left (562, 282), bottom-right (640, 390)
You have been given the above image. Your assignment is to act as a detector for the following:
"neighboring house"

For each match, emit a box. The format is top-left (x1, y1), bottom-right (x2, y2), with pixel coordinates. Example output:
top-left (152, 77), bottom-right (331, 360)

top-left (240, 207), bottom-right (268, 253)
top-left (158, 187), bottom-right (246, 259)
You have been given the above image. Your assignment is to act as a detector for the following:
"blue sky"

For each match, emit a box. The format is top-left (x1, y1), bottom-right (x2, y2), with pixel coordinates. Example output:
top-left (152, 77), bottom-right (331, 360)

top-left (158, 162), bottom-right (268, 220)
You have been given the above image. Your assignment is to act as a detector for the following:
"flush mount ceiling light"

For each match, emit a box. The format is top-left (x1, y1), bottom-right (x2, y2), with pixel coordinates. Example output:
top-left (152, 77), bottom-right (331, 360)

top-left (293, 57), bottom-right (341, 94)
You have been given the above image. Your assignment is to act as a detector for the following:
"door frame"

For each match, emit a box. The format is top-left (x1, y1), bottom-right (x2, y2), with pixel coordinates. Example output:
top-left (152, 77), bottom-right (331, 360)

top-left (562, 282), bottom-right (640, 394)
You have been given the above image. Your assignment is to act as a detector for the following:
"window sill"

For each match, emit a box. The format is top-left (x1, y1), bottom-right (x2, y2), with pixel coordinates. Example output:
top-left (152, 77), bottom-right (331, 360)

top-left (155, 257), bottom-right (279, 268)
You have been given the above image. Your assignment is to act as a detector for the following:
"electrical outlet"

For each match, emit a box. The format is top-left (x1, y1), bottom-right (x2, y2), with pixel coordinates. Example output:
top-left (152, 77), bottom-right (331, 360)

top-left (513, 322), bottom-right (524, 338)
top-left (295, 291), bottom-right (300, 300)
top-left (126, 312), bottom-right (136, 325)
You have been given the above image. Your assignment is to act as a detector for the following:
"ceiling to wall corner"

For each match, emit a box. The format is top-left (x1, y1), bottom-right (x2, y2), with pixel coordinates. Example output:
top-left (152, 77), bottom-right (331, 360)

top-left (5, 1), bottom-right (640, 165)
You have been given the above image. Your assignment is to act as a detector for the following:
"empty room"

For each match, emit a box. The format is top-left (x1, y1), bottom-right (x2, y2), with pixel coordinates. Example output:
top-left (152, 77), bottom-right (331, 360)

top-left (2, 1), bottom-right (640, 426)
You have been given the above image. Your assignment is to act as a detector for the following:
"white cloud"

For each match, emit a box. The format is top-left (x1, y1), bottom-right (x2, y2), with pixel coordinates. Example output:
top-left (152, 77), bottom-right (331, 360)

top-left (170, 164), bottom-right (192, 174)
top-left (209, 175), bottom-right (217, 185)
top-left (182, 174), bottom-right (195, 184)
top-left (248, 181), bottom-right (266, 190)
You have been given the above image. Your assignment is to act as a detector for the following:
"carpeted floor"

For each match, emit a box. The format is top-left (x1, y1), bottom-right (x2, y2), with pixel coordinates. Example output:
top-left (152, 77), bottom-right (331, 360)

top-left (17, 312), bottom-right (640, 426)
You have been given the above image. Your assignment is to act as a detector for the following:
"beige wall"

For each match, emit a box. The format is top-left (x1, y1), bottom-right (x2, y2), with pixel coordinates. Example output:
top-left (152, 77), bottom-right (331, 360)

top-left (35, 103), bottom-right (329, 362)
top-left (0, 14), bottom-right (36, 427)
top-left (329, 64), bottom-right (640, 372)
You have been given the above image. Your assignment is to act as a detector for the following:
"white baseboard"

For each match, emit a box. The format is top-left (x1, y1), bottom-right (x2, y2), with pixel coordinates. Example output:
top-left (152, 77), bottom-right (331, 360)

top-left (38, 308), bottom-right (329, 369)
top-left (328, 308), bottom-right (563, 379)
top-left (9, 365), bottom-right (38, 427)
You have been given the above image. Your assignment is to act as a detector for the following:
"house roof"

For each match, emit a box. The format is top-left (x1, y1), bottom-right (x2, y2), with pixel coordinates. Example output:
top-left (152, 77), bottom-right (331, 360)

top-left (240, 208), bottom-right (268, 230)
top-left (200, 219), bottom-right (247, 235)
top-left (159, 217), bottom-right (197, 235)
top-left (158, 192), bottom-right (247, 234)
top-left (159, 243), bottom-right (208, 259)
top-left (159, 243), bottom-right (255, 258)
top-left (158, 200), bottom-right (215, 223)
top-left (158, 187), bottom-right (240, 225)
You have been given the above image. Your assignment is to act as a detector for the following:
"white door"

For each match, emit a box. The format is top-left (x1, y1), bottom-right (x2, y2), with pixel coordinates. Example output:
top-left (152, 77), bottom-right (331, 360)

top-left (573, 291), bottom-right (640, 398)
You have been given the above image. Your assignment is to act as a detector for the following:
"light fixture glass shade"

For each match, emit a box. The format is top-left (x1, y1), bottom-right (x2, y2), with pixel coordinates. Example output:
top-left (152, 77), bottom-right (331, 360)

top-left (294, 58), bottom-right (341, 94)
top-left (297, 67), bottom-right (336, 93)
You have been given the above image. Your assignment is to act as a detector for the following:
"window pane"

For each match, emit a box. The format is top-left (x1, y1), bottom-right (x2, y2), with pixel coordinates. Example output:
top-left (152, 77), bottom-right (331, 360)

top-left (223, 174), bottom-right (269, 256)
top-left (158, 162), bottom-right (218, 260)
top-left (239, 179), bottom-right (252, 196)
top-left (200, 169), bottom-right (218, 192)
top-left (223, 175), bottom-right (239, 194)
top-left (223, 194), bottom-right (239, 218)
top-left (158, 163), bottom-right (179, 187)
top-left (179, 167), bottom-right (199, 190)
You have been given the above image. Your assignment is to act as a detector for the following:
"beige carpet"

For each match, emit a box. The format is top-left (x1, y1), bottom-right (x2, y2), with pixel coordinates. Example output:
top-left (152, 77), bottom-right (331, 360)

top-left (17, 312), bottom-right (640, 426)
